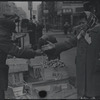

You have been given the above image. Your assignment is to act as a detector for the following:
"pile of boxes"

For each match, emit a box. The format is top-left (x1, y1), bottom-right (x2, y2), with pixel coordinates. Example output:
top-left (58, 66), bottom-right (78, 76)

top-left (6, 58), bottom-right (29, 99)
top-left (5, 56), bottom-right (77, 99)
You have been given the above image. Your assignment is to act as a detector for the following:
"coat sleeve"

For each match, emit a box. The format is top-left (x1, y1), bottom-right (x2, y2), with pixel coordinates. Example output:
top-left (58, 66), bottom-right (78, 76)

top-left (0, 40), bottom-right (36, 59)
top-left (55, 35), bottom-right (77, 53)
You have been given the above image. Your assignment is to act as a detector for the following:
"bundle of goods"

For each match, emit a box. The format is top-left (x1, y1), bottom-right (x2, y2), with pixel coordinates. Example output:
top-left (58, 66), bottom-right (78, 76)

top-left (43, 59), bottom-right (66, 68)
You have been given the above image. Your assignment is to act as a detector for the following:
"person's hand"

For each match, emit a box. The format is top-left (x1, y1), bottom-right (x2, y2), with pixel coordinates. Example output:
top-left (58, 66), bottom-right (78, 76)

top-left (35, 49), bottom-right (44, 56)
top-left (41, 41), bottom-right (55, 52)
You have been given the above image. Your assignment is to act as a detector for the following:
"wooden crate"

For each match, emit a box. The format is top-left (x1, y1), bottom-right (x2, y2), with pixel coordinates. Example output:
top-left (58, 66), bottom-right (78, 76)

top-left (8, 72), bottom-right (24, 85)
top-left (29, 56), bottom-right (44, 66)
top-left (28, 56), bottom-right (45, 82)
top-left (43, 66), bottom-right (69, 81)
top-left (29, 65), bottom-right (43, 81)
top-left (6, 58), bottom-right (28, 73)
top-left (29, 64), bottom-right (69, 82)
top-left (29, 57), bottom-right (69, 82)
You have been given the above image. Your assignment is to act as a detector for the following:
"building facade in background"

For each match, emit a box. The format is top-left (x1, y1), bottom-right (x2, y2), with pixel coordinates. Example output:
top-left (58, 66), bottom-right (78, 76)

top-left (37, 1), bottom-right (84, 30)
top-left (37, 0), bottom-right (100, 30)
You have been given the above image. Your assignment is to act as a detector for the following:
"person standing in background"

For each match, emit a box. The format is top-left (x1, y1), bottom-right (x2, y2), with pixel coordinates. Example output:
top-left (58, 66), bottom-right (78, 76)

top-left (46, 23), bottom-right (50, 33)
top-left (27, 19), bottom-right (37, 50)
top-left (36, 21), bottom-right (44, 43)
top-left (21, 19), bottom-right (29, 33)
top-left (63, 21), bottom-right (70, 35)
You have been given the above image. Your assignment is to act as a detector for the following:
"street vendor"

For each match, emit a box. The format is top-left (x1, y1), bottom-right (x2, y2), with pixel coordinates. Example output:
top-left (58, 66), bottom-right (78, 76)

top-left (42, 11), bottom-right (100, 99)
top-left (0, 15), bottom-right (43, 99)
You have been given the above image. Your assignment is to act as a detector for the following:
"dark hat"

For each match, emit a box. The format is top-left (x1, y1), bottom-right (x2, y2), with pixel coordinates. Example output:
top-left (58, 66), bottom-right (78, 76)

top-left (38, 34), bottom-right (57, 52)
top-left (41, 35), bottom-right (57, 44)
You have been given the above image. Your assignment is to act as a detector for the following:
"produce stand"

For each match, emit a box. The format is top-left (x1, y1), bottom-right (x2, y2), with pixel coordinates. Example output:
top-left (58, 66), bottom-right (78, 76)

top-left (5, 56), bottom-right (77, 99)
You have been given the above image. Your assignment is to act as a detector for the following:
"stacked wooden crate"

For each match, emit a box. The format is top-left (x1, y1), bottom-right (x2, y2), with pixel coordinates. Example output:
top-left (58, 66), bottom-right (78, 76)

top-left (5, 56), bottom-right (77, 99)
top-left (6, 58), bottom-right (28, 85)
top-left (28, 56), bottom-right (44, 81)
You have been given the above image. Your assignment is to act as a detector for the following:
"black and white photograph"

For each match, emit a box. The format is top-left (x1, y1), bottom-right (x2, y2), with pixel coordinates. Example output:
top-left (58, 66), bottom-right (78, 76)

top-left (0, 0), bottom-right (100, 99)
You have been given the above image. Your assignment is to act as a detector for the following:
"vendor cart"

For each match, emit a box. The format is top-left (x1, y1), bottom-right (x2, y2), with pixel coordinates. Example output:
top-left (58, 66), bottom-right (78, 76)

top-left (5, 56), bottom-right (77, 99)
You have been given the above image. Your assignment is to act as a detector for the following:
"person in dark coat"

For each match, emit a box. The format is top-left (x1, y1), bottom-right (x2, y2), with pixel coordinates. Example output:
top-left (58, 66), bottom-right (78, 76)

top-left (27, 20), bottom-right (37, 49)
top-left (36, 22), bottom-right (44, 43)
top-left (0, 17), bottom-right (43, 99)
top-left (42, 11), bottom-right (100, 99)
top-left (21, 19), bottom-right (29, 32)
top-left (63, 21), bottom-right (70, 35)
top-left (46, 23), bottom-right (50, 33)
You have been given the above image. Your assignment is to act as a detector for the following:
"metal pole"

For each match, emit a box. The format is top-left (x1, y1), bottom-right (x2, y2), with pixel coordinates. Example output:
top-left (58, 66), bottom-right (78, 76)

top-left (71, 14), bottom-right (73, 26)
top-left (22, 37), bottom-right (24, 48)
top-left (28, 1), bottom-right (33, 20)
top-left (30, 9), bottom-right (32, 20)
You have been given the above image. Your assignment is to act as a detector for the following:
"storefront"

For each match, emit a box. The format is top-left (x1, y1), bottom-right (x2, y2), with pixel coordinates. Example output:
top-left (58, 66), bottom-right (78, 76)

top-left (55, 8), bottom-right (73, 30)
top-left (62, 8), bottom-right (73, 25)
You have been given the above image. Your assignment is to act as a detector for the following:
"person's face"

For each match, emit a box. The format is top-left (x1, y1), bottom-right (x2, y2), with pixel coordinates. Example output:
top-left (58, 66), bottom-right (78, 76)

top-left (79, 18), bottom-right (87, 25)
